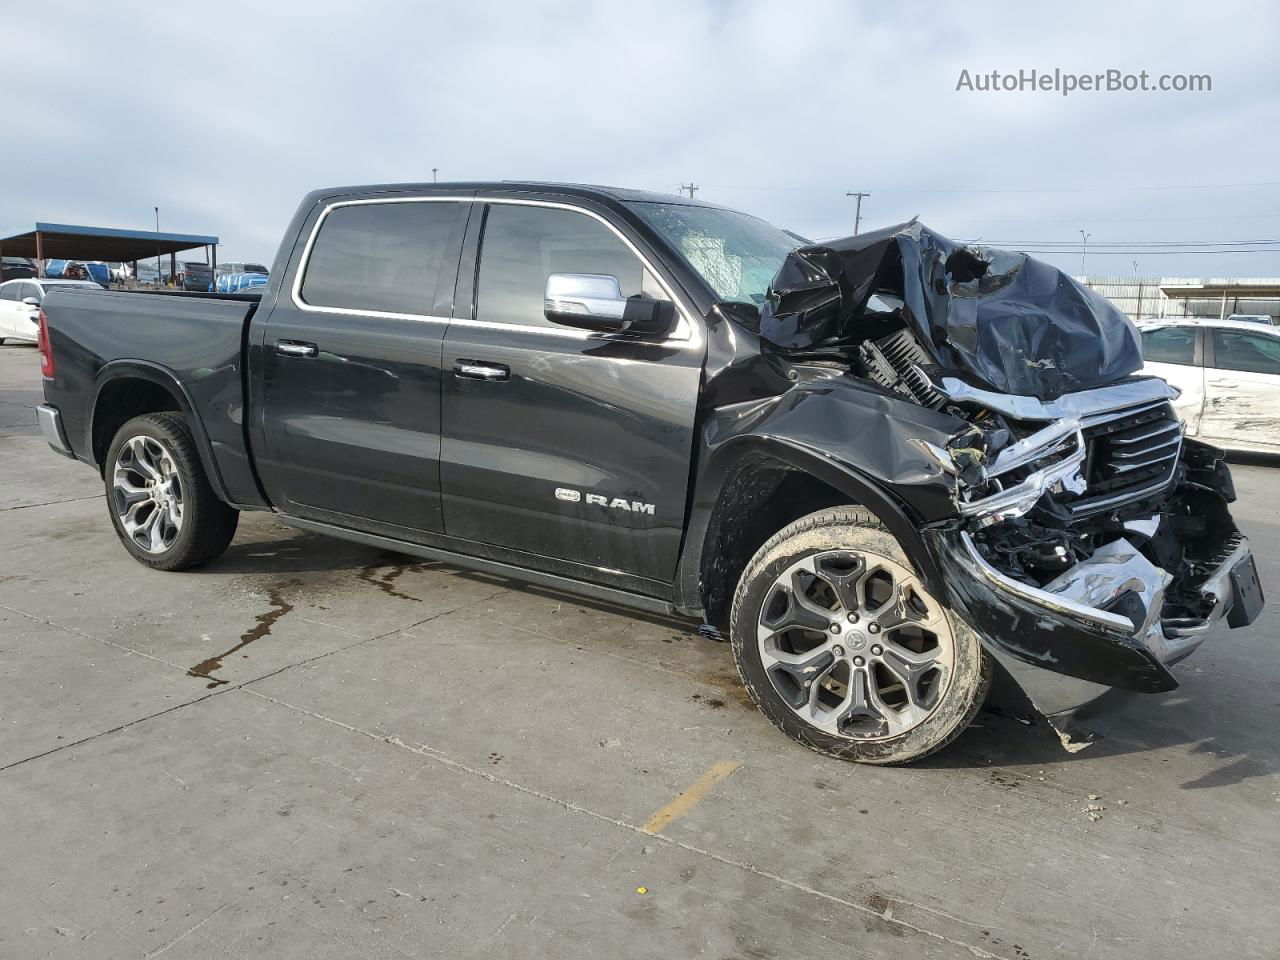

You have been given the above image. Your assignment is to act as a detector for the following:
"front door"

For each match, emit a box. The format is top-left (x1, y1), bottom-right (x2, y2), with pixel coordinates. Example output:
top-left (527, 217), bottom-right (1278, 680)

top-left (1199, 326), bottom-right (1280, 451)
top-left (439, 199), bottom-right (704, 587)
top-left (256, 197), bottom-right (472, 537)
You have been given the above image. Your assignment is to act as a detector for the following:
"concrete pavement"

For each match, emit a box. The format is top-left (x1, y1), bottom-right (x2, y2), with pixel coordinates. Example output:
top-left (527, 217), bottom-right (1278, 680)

top-left (1, 343), bottom-right (1276, 959)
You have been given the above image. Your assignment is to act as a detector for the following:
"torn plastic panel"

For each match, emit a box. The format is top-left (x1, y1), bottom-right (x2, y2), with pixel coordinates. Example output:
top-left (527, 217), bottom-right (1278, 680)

top-left (757, 221), bottom-right (1143, 400)
top-left (930, 435), bottom-right (1263, 727)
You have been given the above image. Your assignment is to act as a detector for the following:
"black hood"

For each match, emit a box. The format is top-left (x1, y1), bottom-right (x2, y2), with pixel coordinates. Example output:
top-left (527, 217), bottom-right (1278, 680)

top-left (757, 221), bottom-right (1142, 400)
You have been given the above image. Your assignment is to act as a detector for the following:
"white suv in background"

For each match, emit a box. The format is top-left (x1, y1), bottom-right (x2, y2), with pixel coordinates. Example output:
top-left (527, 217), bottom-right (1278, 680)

top-left (0, 278), bottom-right (100, 344)
top-left (1139, 318), bottom-right (1280, 453)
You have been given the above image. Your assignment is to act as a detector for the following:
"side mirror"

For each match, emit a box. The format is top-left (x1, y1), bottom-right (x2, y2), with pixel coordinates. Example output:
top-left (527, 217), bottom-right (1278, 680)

top-left (544, 273), bottom-right (674, 336)
top-left (21, 297), bottom-right (40, 308)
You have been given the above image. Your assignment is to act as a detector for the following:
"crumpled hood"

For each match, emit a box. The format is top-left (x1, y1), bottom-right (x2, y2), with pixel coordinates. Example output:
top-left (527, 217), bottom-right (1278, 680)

top-left (757, 220), bottom-right (1142, 400)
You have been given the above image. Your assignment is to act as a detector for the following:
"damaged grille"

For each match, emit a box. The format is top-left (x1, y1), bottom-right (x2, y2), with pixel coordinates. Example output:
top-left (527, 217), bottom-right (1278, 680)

top-left (1071, 402), bottom-right (1182, 516)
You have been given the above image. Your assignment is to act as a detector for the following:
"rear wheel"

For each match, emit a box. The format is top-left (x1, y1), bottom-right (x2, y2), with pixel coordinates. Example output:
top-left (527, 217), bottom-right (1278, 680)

top-left (731, 506), bottom-right (990, 764)
top-left (104, 413), bottom-right (238, 570)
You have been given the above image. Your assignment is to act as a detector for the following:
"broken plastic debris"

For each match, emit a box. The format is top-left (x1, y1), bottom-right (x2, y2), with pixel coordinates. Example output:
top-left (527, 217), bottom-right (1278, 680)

top-left (635, 886), bottom-right (648, 895)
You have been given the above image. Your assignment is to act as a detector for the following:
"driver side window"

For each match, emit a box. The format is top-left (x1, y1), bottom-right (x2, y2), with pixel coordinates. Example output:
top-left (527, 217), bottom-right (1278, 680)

top-left (474, 204), bottom-right (666, 328)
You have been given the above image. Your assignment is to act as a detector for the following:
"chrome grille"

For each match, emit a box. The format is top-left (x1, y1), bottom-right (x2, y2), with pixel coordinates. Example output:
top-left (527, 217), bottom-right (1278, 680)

top-left (1071, 401), bottom-right (1182, 516)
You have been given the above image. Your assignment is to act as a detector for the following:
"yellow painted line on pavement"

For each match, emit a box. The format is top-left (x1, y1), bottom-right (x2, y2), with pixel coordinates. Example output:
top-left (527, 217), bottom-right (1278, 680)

top-left (642, 760), bottom-right (742, 834)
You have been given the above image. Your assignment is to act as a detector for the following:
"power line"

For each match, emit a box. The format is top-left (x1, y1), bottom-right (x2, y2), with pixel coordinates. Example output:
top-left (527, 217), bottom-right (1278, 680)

top-left (695, 179), bottom-right (1280, 195)
top-left (972, 235), bottom-right (1274, 244)
top-left (1000, 248), bottom-right (1280, 256)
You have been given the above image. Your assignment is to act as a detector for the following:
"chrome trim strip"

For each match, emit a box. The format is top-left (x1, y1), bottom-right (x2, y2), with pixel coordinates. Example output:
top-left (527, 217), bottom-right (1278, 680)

top-left (983, 419), bottom-right (1082, 478)
top-left (36, 403), bottom-right (74, 459)
top-left (1111, 421), bottom-right (1181, 445)
top-left (958, 532), bottom-right (1136, 634)
top-left (935, 376), bottom-right (1177, 421)
top-left (1069, 474), bottom-right (1181, 516)
top-left (958, 426), bottom-right (1087, 522)
top-left (1106, 447), bottom-right (1180, 473)
top-left (289, 194), bottom-right (701, 348)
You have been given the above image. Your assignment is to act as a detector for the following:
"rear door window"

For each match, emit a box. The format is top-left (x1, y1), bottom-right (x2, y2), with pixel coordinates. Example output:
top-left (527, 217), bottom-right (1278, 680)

top-left (300, 201), bottom-right (469, 316)
top-left (1212, 330), bottom-right (1280, 376)
top-left (0, 284), bottom-right (18, 301)
top-left (1140, 327), bottom-right (1196, 365)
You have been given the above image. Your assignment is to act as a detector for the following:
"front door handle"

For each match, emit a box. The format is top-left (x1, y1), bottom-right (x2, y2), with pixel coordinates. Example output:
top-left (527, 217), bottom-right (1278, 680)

top-left (276, 340), bottom-right (318, 358)
top-left (454, 359), bottom-right (510, 381)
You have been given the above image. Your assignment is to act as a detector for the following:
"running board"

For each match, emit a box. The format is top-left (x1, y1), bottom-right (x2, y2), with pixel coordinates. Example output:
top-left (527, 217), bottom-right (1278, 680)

top-left (277, 514), bottom-right (679, 618)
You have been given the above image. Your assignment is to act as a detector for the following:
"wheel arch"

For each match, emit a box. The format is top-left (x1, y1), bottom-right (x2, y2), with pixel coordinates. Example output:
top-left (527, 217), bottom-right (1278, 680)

top-left (89, 361), bottom-right (231, 503)
top-left (675, 435), bottom-right (946, 629)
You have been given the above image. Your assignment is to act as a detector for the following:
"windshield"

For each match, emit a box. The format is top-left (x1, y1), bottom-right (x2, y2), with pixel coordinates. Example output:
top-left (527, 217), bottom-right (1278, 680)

top-left (244, 264), bottom-right (269, 274)
top-left (626, 201), bottom-right (799, 306)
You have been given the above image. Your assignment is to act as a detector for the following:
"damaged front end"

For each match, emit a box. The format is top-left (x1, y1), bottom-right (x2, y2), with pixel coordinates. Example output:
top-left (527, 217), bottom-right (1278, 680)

top-left (755, 221), bottom-right (1266, 741)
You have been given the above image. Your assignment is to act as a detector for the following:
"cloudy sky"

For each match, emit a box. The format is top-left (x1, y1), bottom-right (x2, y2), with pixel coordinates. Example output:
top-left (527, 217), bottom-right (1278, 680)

top-left (4, 0), bottom-right (1278, 278)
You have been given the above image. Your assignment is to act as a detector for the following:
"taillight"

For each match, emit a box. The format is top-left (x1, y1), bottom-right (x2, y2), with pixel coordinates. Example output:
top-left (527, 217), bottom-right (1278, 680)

top-left (37, 310), bottom-right (54, 378)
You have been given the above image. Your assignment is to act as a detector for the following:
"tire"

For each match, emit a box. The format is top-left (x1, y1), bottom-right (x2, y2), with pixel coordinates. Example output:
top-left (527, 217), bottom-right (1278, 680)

top-left (731, 506), bottom-right (990, 765)
top-left (103, 413), bottom-right (239, 571)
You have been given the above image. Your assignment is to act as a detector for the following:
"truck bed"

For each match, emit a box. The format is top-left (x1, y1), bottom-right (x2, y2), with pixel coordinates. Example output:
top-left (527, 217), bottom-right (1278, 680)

top-left (40, 286), bottom-right (262, 506)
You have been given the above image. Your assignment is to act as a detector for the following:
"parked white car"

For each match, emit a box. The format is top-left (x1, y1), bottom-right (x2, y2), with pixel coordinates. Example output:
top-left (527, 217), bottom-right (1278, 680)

top-left (1139, 318), bottom-right (1280, 453)
top-left (0, 278), bottom-right (101, 344)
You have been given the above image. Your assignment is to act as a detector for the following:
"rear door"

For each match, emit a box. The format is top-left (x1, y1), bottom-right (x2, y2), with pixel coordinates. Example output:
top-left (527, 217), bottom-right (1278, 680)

top-left (439, 198), bottom-right (704, 588)
top-left (1199, 327), bottom-right (1280, 451)
top-left (1139, 325), bottom-right (1204, 433)
top-left (254, 196), bottom-right (472, 537)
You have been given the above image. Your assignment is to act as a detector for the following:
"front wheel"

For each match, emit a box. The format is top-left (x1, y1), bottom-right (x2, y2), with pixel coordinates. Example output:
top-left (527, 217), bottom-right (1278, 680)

top-left (731, 506), bottom-right (990, 764)
top-left (104, 413), bottom-right (239, 570)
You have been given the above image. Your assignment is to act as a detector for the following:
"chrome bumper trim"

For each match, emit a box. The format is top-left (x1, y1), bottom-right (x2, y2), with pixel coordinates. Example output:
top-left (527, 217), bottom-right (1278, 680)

top-left (959, 530), bottom-right (1253, 663)
top-left (957, 532), bottom-right (1136, 634)
top-left (36, 403), bottom-right (74, 459)
top-left (934, 376), bottom-right (1177, 422)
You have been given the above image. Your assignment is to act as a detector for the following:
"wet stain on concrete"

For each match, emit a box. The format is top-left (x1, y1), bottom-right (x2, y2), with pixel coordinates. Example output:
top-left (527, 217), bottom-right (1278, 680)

top-left (864, 892), bottom-right (893, 914)
top-left (358, 561), bottom-right (422, 602)
top-left (187, 582), bottom-right (297, 687)
top-left (689, 693), bottom-right (726, 709)
top-left (693, 672), bottom-right (757, 711)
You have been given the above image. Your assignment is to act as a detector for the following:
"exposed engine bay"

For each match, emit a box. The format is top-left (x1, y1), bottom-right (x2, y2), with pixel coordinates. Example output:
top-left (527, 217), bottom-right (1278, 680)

top-left (752, 221), bottom-right (1265, 724)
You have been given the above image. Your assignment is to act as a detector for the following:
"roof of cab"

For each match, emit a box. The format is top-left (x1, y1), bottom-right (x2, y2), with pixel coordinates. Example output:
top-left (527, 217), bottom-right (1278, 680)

top-left (310, 180), bottom-right (733, 210)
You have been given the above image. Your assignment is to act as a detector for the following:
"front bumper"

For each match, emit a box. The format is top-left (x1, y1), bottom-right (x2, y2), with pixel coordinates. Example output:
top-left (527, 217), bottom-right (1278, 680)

top-left (37, 403), bottom-right (75, 459)
top-left (932, 517), bottom-right (1263, 726)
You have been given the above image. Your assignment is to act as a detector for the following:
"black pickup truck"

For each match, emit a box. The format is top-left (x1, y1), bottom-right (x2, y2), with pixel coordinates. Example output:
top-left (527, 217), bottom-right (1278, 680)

top-left (35, 181), bottom-right (1264, 763)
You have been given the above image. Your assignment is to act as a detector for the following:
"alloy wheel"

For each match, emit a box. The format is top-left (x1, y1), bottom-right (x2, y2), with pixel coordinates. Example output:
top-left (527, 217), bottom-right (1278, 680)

top-left (756, 549), bottom-right (954, 740)
top-left (112, 435), bottom-right (185, 554)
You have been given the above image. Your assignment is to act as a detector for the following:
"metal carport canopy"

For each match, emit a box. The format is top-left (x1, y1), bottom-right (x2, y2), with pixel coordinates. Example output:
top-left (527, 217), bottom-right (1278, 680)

top-left (0, 222), bottom-right (218, 263)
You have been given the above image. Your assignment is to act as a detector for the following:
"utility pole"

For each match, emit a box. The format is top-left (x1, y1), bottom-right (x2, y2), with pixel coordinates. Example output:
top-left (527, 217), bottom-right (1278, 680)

top-left (432, 168), bottom-right (438, 183)
top-left (846, 191), bottom-right (871, 235)
top-left (1078, 229), bottom-right (1091, 277)
top-left (155, 207), bottom-right (162, 287)
top-left (680, 182), bottom-right (699, 199)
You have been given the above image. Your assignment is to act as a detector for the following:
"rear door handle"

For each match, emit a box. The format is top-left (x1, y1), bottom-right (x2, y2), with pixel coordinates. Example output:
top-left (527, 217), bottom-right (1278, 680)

top-left (454, 359), bottom-right (510, 381)
top-left (276, 340), bottom-right (318, 358)
top-left (1208, 379), bottom-right (1238, 388)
